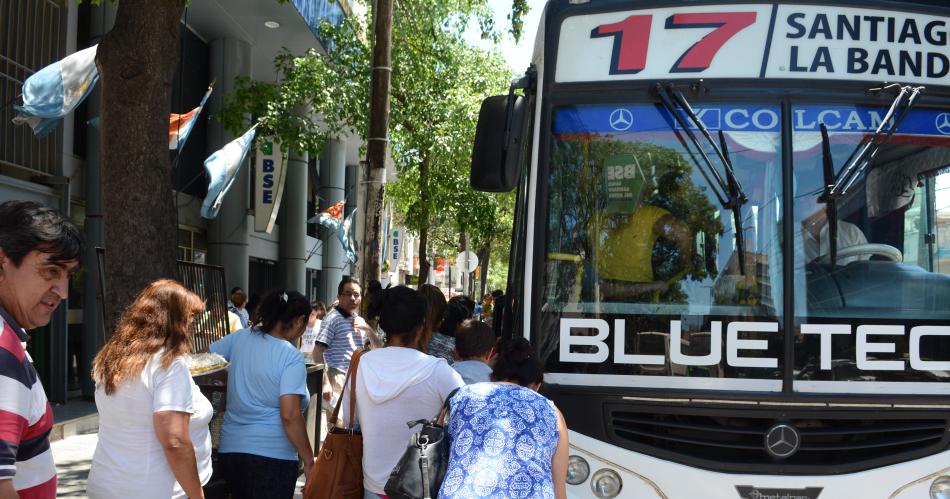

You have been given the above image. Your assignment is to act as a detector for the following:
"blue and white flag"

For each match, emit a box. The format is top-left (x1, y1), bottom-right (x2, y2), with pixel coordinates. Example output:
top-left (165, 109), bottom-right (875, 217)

top-left (12, 45), bottom-right (98, 138)
top-left (201, 125), bottom-right (257, 219)
top-left (308, 201), bottom-right (358, 263)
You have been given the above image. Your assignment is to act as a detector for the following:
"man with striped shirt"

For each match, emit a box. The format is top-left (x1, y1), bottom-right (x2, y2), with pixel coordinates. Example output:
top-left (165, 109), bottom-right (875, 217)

top-left (0, 201), bottom-right (83, 499)
top-left (313, 277), bottom-right (364, 410)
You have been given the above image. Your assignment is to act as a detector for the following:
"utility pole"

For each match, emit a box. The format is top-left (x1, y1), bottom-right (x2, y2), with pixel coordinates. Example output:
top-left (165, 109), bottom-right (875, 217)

top-left (360, 0), bottom-right (393, 287)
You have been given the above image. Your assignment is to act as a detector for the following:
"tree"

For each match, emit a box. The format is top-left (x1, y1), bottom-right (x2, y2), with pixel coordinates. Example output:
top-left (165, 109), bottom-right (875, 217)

top-left (96, 0), bottom-right (185, 328)
top-left (219, 0), bottom-right (517, 290)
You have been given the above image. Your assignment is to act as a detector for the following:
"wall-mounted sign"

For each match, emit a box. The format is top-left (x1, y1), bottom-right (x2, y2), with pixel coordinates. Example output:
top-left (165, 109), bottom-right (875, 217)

top-left (392, 229), bottom-right (401, 263)
top-left (254, 140), bottom-right (286, 233)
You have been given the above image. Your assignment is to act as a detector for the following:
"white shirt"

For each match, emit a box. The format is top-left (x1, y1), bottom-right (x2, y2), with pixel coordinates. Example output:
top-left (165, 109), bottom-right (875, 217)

top-left (87, 353), bottom-right (213, 499)
top-left (300, 319), bottom-right (321, 354)
top-left (352, 347), bottom-right (464, 494)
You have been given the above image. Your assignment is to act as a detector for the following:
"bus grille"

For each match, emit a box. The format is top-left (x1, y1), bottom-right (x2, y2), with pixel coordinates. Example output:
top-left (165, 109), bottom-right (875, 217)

top-left (606, 405), bottom-right (950, 474)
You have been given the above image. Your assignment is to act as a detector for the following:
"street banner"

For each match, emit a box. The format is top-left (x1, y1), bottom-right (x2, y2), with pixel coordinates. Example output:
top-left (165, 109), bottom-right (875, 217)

top-left (169, 81), bottom-right (214, 150)
top-left (254, 140), bottom-right (286, 233)
top-left (12, 45), bottom-right (99, 137)
top-left (201, 125), bottom-right (257, 219)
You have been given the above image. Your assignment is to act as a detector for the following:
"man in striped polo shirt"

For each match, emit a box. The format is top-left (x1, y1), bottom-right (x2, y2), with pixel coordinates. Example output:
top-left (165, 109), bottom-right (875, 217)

top-left (313, 277), bottom-right (365, 410)
top-left (0, 201), bottom-right (83, 499)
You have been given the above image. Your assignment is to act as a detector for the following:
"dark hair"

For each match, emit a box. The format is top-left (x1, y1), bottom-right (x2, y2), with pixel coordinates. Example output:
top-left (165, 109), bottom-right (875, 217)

top-left (311, 301), bottom-right (327, 313)
top-left (490, 337), bottom-right (543, 387)
top-left (491, 289), bottom-right (504, 298)
top-left (337, 276), bottom-right (362, 295)
top-left (365, 285), bottom-right (426, 337)
top-left (254, 289), bottom-right (312, 332)
top-left (438, 300), bottom-right (469, 337)
top-left (230, 286), bottom-right (243, 295)
top-left (0, 200), bottom-right (84, 266)
top-left (455, 320), bottom-right (495, 359)
top-left (449, 295), bottom-right (476, 317)
top-left (230, 289), bottom-right (247, 308)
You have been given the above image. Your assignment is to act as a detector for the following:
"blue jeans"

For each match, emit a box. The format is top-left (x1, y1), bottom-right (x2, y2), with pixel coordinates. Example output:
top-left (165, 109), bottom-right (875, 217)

top-left (219, 452), bottom-right (299, 499)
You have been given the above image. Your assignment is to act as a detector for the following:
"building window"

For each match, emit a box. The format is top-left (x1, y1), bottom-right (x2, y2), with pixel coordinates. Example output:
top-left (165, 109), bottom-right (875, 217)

top-left (178, 227), bottom-right (207, 263)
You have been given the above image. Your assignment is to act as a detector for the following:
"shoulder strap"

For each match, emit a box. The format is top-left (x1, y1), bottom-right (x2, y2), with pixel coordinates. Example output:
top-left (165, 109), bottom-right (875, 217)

top-left (328, 348), bottom-right (365, 430)
top-left (346, 348), bottom-right (364, 430)
top-left (435, 386), bottom-right (461, 425)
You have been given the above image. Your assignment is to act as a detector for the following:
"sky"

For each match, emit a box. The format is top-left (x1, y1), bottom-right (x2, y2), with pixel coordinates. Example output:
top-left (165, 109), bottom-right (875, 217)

top-left (464, 0), bottom-right (547, 74)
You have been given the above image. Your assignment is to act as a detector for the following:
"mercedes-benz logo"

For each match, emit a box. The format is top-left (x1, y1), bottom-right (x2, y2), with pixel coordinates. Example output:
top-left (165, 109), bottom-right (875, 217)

top-left (764, 423), bottom-right (800, 459)
top-left (936, 113), bottom-right (950, 135)
top-left (609, 108), bottom-right (634, 131)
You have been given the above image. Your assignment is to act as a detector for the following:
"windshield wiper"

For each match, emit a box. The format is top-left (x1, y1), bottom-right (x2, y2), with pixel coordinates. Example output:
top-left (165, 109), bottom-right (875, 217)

top-left (817, 83), bottom-right (924, 266)
top-left (818, 124), bottom-right (838, 265)
top-left (831, 84), bottom-right (924, 198)
top-left (655, 83), bottom-right (748, 274)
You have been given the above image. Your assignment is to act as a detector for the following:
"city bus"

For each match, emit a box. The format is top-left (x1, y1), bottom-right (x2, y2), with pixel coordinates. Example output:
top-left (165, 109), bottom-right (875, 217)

top-left (470, 1), bottom-right (950, 497)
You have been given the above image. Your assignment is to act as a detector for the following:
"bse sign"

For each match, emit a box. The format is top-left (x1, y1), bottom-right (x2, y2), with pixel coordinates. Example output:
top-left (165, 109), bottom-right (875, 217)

top-left (254, 141), bottom-right (285, 233)
top-left (556, 4), bottom-right (950, 86)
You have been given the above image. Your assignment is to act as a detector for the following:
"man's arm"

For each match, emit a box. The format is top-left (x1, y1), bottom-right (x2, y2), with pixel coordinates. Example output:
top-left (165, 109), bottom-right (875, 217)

top-left (311, 343), bottom-right (332, 402)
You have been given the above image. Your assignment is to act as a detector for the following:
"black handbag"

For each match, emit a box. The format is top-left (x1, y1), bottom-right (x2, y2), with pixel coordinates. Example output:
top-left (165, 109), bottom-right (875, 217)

top-left (384, 388), bottom-right (459, 499)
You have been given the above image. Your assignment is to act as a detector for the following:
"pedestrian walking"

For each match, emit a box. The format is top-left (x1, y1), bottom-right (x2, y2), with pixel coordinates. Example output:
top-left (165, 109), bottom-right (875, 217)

top-left (439, 338), bottom-right (569, 499)
top-left (87, 279), bottom-right (211, 499)
top-left (416, 283), bottom-right (446, 352)
top-left (426, 299), bottom-right (468, 364)
top-left (354, 285), bottom-right (464, 499)
top-left (0, 200), bottom-right (83, 499)
top-left (451, 320), bottom-right (495, 384)
top-left (313, 277), bottom-right (365, 408)
top-left (228, 287), bottom-right (250, 329)
top-left (299, 301), bottom-right (326, 354)
top-left (209, 290), bottom-right (313, 499)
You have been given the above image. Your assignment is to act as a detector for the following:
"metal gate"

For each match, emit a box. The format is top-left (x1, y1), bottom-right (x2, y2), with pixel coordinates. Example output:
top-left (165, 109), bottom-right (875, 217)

top-left (178, 260), bottom-right (230, 352)
top-left (94, 249), bottom-right (230, 352)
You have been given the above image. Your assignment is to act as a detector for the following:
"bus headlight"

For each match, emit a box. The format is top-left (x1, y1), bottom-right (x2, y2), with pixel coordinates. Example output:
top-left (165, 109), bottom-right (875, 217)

top-left (591, 469), bottom-right (623, 498)
top-left (931, 476), bottom-right (950, 499)
top-left (566, 455), bottom-right (590, 485)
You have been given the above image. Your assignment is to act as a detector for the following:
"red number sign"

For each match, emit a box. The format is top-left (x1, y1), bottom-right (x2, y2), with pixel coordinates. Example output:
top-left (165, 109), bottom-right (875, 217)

top-left (592, 12), bottom-right (757, 75)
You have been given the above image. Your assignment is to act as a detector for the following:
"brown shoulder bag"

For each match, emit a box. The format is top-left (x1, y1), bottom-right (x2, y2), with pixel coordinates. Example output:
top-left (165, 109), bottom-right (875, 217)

top-left (303, 349), bottom-right (364, 499)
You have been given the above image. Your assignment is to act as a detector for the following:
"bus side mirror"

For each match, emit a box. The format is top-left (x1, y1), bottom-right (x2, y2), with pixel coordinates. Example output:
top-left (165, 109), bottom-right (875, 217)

top-left (471, 94), bottom-right (527, 192)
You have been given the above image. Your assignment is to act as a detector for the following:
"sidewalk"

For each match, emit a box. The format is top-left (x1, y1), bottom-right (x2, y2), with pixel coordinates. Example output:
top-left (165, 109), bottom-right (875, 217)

top-left (53, 431), bottom-right (307, 498)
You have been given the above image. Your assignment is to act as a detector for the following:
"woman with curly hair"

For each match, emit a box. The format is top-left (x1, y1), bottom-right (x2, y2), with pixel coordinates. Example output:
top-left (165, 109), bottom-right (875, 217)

top-left (87, 279), bottom-right (211, 499)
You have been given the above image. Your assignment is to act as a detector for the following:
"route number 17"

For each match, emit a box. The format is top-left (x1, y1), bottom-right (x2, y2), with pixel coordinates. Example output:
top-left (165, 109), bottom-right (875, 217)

top-left (591, 12), bottom-right (757, 74)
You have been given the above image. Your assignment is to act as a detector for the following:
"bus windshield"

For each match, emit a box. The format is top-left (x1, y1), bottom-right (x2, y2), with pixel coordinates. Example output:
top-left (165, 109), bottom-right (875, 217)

top-left (541, 100), bottom-right (950, 394)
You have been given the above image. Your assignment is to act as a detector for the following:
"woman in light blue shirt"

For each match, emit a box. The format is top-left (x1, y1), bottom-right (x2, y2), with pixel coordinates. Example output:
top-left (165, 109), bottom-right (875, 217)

top-left (210, 290), bottom-right (313, 499)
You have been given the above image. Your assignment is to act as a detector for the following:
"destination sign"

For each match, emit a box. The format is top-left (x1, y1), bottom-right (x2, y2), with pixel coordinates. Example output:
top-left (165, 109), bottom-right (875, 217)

top-left (556, 4), bottom-right (950, 86)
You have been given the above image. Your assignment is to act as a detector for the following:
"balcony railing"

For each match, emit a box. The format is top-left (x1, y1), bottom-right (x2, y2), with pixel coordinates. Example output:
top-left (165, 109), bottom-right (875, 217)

top-left (0, 0), bottom-right (65, 176)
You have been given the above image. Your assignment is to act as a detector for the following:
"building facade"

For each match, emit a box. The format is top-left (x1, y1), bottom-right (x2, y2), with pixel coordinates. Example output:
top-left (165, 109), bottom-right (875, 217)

top-left (0, 0), bottom-right (362, 404)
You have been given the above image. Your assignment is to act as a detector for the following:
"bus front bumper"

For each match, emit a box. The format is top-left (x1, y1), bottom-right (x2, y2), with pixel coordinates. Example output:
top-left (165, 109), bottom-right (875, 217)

top-left (566, 431), bottom-right (950, 499)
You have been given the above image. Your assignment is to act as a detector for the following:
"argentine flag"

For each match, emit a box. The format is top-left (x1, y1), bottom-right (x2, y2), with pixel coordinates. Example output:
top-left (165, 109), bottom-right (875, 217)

top-left (12, 45), bottom-right (98, 138)
top-left (170, 81), bottom-right (214, 150)
top-left (309, 201), bottom-right (359, 263)
top-left (201, 125), bottom-right (257, 219)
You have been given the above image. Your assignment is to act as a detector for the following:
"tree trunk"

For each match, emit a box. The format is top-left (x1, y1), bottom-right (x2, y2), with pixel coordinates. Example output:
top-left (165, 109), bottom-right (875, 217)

top-left (478, 244), bottom-right (490, 298)
top-left (418, 224), bottom-right (430, 285)
top-left (360, 0), bottom-right (393, 287)
top-left (97, 0), bottom-right (184, 332)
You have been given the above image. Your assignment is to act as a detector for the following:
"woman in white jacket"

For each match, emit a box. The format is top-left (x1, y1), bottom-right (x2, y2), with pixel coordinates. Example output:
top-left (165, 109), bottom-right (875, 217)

top-left (354, 285), bottom-right (464, 498)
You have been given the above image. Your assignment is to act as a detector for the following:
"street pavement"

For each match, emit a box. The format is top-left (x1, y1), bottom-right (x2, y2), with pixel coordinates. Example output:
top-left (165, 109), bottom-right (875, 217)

top-left (52, 431), bottom-right (307, 498)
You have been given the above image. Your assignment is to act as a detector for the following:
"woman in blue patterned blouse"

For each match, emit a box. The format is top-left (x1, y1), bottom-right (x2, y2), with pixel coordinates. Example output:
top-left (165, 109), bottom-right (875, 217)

top-left (439, 338), bottom-right (569, 499)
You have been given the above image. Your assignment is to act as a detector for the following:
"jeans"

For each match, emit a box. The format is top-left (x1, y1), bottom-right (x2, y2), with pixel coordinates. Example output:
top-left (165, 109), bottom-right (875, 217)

top-left (219, 452), bottom-right (299, 499)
